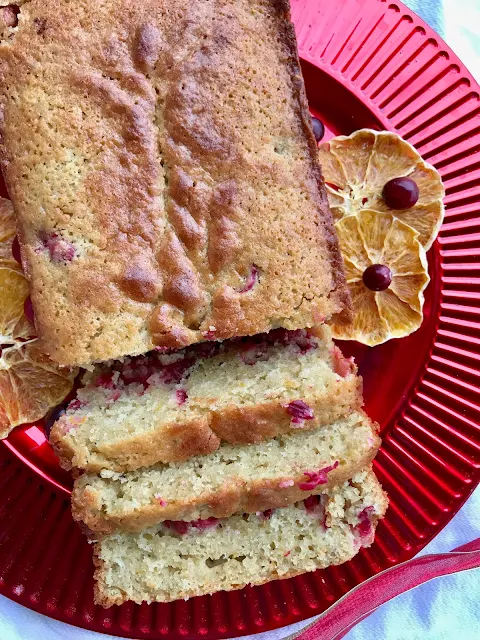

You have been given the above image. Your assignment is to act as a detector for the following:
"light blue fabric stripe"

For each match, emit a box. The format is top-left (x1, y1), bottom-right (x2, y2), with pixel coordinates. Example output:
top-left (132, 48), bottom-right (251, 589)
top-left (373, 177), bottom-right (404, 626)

top-left (404, 0), bottom-right (445, 37)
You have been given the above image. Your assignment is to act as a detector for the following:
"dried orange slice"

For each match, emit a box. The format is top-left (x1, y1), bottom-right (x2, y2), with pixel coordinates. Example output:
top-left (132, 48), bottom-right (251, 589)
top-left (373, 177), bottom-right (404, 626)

top-left (0, 343), bottom-right (77, 437)
top-left (0, 197), bottom-right (21, 271)
top-left (319, 129), bottom-right (444, 250)
top-left (0, 267), bottom-right (30, 342)
top-left (0, 198), bottom-right (77, 438)
top-left (331, 210), bottom-right (430, 346)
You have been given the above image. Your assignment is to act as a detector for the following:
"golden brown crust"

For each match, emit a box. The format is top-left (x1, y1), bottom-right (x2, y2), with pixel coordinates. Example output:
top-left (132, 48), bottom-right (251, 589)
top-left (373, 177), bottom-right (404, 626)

top-left (49, 428), bottom-right (77, 473)
top-left (51, 374), bottom-right (362, 473)
top-left (50, 416), bottom-right (222, 472)
top-left (0, 0), bottom-right (350, 366)
top-left (212, 376), bottom-right (361, 445)
top-left (272, 1), bottom-right (352, 327)
top-left (72, 429), bottom-right (380, 535)
top-left (93, 554), bottom-right (118, 607)
top-left (88, 419), bottom-right (222, 472)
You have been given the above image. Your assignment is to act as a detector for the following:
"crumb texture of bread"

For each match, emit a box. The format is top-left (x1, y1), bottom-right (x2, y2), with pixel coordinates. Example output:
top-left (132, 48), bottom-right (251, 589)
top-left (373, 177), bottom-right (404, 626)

top-left (0, 0), bottom-right (350, 366)
top-left (93, 469), bottom-right (388, 606)
top-left (50, 328), bottom-right (361, 472)
top-left (72, 410), bottom-right (380, 534)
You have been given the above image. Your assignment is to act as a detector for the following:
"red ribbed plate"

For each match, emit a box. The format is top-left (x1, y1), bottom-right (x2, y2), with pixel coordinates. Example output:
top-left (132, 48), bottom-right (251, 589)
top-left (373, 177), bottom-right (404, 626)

top-left (1, 0), bottom-right (480, 637)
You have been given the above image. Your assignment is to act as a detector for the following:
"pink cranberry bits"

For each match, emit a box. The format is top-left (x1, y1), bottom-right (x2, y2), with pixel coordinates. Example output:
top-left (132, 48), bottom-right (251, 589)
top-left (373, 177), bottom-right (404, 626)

top-left (39, 232), bottom-right (76, 263)
top-left (92, 470), bottom-right (387, 605)
top-left (51, 326), bottom-right (362, 474)
top-left (284, 399), bottom-right (315, 424)
top-left (71, 410), bottom-right (380, 534)
top-left (299, 462), bottom-right (340, 491)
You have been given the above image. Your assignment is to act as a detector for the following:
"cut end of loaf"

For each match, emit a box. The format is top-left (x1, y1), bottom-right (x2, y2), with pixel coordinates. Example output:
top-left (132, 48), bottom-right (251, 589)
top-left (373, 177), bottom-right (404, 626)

top-left (72, 409), bottom-right (380, 534)
top-left (93, 469), bottom-right (388, 606)
top-left (51, 327), bottom-right (361, 472)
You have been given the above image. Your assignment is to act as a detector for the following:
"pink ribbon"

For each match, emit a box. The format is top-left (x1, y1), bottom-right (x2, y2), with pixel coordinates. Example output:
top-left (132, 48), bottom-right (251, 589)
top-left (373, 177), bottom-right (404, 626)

top-left (293, 539), bottom-right (480, 640)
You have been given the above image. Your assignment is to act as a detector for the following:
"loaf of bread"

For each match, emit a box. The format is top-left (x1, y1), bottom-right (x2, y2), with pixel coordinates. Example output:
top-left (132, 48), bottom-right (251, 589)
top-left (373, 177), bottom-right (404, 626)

top-left (0, 0), bottom-right (350, 367)
top-left (72, 410), bottom-right (379, 534)
top-left (93, 468), bottom-right (387, 606)
top-left (50, 327), bottom-right (361, 473)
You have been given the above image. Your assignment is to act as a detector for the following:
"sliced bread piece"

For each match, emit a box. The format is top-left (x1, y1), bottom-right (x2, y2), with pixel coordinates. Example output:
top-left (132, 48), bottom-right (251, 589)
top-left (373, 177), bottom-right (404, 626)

top-left (94, 468), bottom-right (388, 606)
top-left (72, 410), bottom-right (379, 534)
top-left (51, 328), bottom-right (361, 473)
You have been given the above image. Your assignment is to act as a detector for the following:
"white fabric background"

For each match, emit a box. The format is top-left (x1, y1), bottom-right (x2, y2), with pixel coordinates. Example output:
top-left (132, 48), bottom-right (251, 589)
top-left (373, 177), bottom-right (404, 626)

top-left (1, 0), bottom-right (479, 638)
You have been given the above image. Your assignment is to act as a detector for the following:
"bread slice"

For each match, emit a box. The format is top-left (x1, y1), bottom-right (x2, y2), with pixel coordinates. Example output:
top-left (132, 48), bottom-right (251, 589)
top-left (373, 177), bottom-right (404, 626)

top-left (93, 468), bottom-right (387, 606)
top-left (72, 410), bottom-right (379, 535)
top-left (51, 327), bottom-right (361, 473)
top-left (0, 0), bottom-right (350, 367)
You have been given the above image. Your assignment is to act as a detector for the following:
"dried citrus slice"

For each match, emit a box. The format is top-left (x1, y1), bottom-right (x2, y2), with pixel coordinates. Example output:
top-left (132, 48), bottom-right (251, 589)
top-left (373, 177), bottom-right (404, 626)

top-left (0, 196), bottom-right (21, 271)
top-left (331, 210), bottom-right (430, 346)
top-left (318, 129), bottom-right (444, 250)
top-left (0, 197), bottom-right (77, 438)
top-left (0, 343), bottom-right (77, 437)
top-left (0, 266), bottom-right (30, 343)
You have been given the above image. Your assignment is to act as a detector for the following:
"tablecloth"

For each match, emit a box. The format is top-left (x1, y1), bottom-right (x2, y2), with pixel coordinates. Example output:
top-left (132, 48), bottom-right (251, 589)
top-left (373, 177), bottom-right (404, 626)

top-left (1, 0), bottom-right (479, 638)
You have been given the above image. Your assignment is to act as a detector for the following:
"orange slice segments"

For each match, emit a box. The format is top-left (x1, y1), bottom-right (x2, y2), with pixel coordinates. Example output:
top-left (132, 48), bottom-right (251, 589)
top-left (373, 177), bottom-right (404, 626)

top-left (319, 129), bottom-right (444, 250)
top-left (331, 210), bottom-right (430, 346)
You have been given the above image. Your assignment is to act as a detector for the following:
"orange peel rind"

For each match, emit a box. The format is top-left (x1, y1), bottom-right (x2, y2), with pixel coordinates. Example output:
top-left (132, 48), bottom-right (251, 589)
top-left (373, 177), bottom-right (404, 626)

top-left (319, 129), bottom-right (444, 250)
